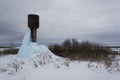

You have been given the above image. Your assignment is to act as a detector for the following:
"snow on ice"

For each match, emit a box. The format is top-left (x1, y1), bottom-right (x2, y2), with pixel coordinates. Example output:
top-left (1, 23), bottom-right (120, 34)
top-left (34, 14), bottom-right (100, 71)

top-left (17, 29), bottom-right (53, 58)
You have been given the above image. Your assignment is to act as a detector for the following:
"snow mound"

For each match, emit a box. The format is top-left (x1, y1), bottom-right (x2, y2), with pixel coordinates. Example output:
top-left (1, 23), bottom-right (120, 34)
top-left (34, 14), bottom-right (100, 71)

top-left (0, 52), bottom-right (69, 75)
top-left (0, 29), bottom-right (70, 74)
top-left (0, 42), bottom-right (70, 74)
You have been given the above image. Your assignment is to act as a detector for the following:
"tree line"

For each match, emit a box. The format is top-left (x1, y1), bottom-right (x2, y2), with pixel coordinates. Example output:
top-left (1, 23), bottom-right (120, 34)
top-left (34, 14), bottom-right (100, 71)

top-left (49, 38), bottom-right (118, 61)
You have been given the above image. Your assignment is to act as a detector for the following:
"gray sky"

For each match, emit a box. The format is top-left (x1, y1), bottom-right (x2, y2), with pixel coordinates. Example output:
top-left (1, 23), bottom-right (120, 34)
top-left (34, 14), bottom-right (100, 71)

top-left (0, 0), bottom-right (120, 45)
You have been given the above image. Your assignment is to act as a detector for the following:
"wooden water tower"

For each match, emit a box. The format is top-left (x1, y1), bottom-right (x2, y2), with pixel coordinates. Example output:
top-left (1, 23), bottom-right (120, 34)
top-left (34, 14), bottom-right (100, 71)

top-left (28, 14), bottom-right (39, 42)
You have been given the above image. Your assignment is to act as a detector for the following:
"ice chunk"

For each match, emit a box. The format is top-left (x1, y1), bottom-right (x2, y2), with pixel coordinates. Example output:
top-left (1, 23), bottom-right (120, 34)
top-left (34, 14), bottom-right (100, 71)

top-left (17, 29), bottom-right (53, 58)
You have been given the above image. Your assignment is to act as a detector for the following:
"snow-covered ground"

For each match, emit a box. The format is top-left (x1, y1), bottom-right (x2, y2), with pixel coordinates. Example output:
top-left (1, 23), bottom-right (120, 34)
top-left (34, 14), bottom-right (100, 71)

top-left (0, 53), bottom-right (120, 80)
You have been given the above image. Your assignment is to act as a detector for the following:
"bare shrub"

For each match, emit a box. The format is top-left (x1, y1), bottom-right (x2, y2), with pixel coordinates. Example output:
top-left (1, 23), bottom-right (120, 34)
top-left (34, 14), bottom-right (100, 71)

top-left (49, 38), bottom-right (120, 71)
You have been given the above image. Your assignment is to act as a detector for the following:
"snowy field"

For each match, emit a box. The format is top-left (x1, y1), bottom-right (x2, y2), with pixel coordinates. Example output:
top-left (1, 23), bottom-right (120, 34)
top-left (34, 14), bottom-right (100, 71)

top-left (0, 54), bottom-right (120, 80)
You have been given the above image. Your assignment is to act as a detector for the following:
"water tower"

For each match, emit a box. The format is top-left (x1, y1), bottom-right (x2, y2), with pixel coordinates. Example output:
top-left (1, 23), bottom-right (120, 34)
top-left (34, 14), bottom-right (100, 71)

top-left (28, 14), bottom-right (39, 42)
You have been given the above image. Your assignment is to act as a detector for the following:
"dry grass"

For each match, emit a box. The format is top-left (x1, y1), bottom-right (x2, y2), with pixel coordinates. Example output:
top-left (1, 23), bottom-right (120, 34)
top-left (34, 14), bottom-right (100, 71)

top-left (0, 48), bottom-right (18, 55)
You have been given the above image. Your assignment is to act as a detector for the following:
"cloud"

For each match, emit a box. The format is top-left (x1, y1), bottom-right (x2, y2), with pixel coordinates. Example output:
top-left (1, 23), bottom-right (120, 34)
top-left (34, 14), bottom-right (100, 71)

top-left (0, 0), bottom-right (120, 45)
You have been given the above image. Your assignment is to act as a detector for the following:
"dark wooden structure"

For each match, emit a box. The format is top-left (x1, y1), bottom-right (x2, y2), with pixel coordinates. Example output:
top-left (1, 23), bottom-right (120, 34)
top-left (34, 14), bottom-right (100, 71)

top-left (28, 14), bottom-right (39, 42)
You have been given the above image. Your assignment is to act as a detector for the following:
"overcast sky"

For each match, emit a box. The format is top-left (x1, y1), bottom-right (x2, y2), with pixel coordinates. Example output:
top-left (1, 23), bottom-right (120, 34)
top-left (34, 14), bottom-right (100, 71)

top-left (0, 0), bottom-right (120, 45)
